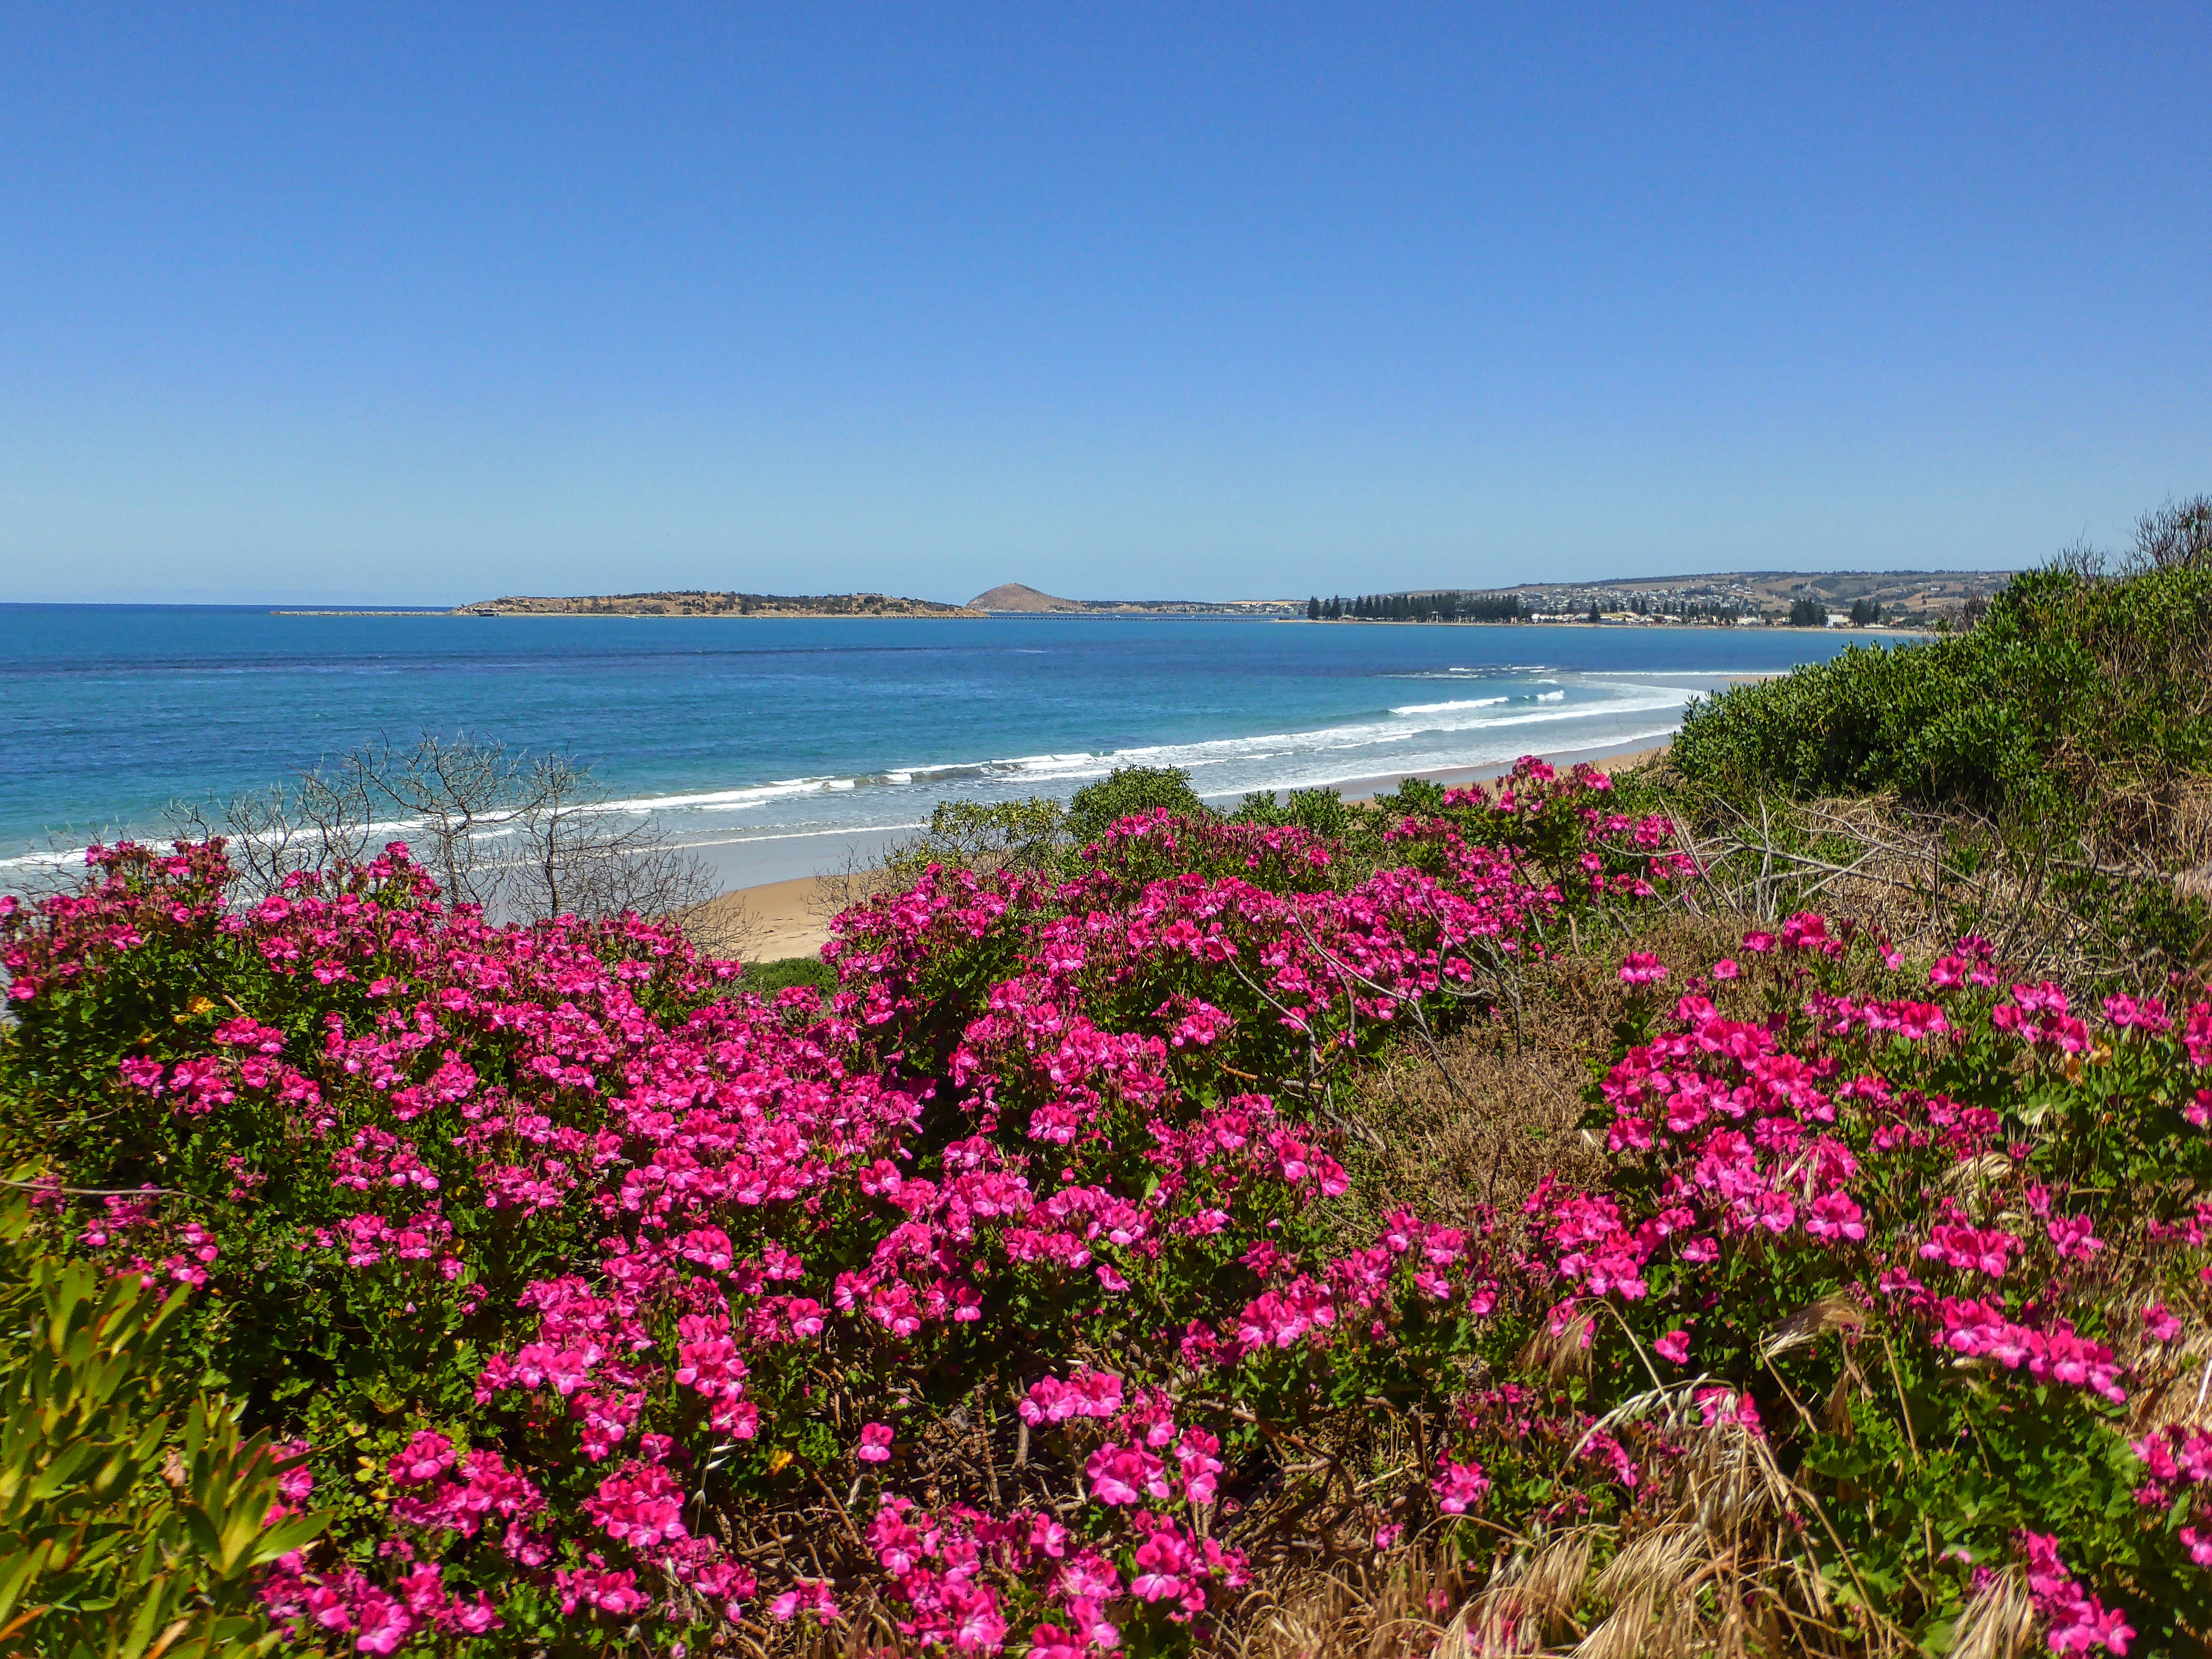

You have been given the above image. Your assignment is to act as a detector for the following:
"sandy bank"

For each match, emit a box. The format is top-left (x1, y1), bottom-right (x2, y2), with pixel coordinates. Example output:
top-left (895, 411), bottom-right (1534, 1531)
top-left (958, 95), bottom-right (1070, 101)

top-left (688, 876), bottom-right (834, 965)
top-left (701, 736), bottom-right (1678, 964)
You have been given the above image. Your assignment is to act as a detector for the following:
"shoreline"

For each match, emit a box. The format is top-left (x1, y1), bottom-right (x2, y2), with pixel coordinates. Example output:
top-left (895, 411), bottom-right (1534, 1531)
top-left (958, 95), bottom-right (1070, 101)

top-left (264, 611), bottom-right (1935, 637)
top-left (706, 733), bottom-right (1679, 963)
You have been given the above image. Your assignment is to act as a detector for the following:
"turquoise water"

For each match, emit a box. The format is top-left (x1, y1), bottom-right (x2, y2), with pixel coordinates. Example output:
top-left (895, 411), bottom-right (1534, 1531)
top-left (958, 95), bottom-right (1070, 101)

top-left (2, 606), bottom-right (1865, 885)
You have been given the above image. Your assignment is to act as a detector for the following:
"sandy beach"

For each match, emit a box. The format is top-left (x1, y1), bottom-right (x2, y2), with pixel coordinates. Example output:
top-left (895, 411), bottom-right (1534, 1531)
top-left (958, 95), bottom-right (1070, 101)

top-left (707, 736), bottom-right (1677, 962)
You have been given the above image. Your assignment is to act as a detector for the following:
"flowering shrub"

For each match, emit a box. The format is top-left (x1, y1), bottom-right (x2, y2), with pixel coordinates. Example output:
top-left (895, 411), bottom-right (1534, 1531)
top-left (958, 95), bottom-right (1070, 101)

top-left (3, 757), bottom-right (2210, 1654)
top-left (1449, 921), bottom-right (2212, 1654)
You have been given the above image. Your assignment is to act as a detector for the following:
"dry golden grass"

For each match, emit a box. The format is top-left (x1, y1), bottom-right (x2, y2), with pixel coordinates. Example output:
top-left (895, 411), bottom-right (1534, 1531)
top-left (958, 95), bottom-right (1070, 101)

top-left (1336, 913), bottom-right (1741, 1236)
top-left (1228, 1543), bottom-right (1469, 1659)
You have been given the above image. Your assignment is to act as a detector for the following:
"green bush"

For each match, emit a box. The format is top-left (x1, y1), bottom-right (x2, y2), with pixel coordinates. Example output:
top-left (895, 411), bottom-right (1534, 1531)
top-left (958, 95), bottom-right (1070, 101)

top-left (1669, 559), bottom-right (2212, 984)
top-left (1064, 765), bottom-right (1210, 844)
top-left (738, 954), bottom-right (837, 995)
top-left (880, 796), bottom-right (1069, 886)
top-left (1230, 785), bottom-right (1350, 841)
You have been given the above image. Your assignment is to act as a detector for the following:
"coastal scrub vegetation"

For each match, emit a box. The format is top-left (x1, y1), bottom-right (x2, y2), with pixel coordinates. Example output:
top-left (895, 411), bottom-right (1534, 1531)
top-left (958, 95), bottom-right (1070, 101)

top-left (1667, 532), bottom-right (2212, 989)
top-left (4, 511), bottom-right (2212, 1654)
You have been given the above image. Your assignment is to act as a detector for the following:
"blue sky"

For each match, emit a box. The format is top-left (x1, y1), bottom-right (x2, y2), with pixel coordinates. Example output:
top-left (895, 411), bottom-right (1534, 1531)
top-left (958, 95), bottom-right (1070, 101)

top-left (4, 3), bottom-right (2207, 604)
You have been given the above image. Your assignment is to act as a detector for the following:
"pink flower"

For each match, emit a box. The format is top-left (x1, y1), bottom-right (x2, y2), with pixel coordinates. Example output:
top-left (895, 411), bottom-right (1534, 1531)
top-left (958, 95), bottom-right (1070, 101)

top-left (387, 1431), bottom-right (456, 1487)
top-left (273, 1439), bottom-right (315, 1503)
top-left (352, 1593), bottom-right (413, 1654)
top-left (1804, 1192), bottom-right (1866, 1243)
top-left (769, 1579), bottom-right (841, 1624)
top-left (581, 1463), bottom-right (686, 1548)
top-left (2143, 1303), bottom-right (2183, 1343)
top-left (557, 1561), bottom-right (649, 1617)
top-left (1710, 958), bottom-right (1739, 981)
top-left (1618, 952), bottom-right (1668, 987)
top-left (1921, 1223), bottom-right (2020, 1279)
top-left (2047, 1215), bottom-right (2104, 1261)
top-left (856, 1423), bottom-right (893, 1463)
top-left (1652, 1329), bottom-right (1691, 1365)
top-left (2018, 1531), bottom-right (2132, 1655)
top-left (117, 1054), bottom-right (165, 1092)
top-left (1085, 1443), bottom-right (1166, 1505)
top-left (1431, 1459), bottom-right (1490, 1514)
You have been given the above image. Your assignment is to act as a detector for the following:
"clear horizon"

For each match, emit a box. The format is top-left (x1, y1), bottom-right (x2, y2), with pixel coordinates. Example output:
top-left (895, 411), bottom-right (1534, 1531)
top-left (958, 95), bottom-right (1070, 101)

top-left (5, 5), bottom-right (2207, 606)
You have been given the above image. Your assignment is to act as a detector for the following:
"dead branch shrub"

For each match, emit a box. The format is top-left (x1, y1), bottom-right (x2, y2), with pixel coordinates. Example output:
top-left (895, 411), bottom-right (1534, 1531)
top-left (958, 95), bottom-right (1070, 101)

top-left (165, 731), bottom-right (736, 944)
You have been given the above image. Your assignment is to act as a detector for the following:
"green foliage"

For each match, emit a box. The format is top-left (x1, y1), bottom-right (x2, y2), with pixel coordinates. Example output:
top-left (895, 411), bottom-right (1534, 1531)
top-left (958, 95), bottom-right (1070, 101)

top-left (1229, 786), bottom-right (1350, 842)
top-left (0, 1189), bottom-right (322, 1658)
top-left (1336, 591), bottom-right (1527, 622)
top-left (738, 954), bottom-right (837, 996)
top-left (1064, 767), bottom-right (1210, 845)
top-left (1789, 596), bottom-right (1829, 627)
top-left (1676, 563), bottom-right (2212, 809)
top-left (1368, 776), bottom-right (1449, 817)
top-left (872, 797), bottom-right (1074, 895)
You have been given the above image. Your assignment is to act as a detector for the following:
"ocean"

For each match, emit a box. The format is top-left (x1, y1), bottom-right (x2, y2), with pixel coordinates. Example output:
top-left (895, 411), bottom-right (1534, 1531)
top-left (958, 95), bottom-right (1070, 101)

top-left (1, 606), bottom-right (1870, 889)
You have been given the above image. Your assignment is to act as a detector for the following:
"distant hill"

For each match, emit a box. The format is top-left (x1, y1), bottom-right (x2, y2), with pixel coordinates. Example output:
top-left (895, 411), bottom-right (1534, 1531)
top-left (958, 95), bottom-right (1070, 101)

top-left (1484, 569), bottom-right (2011, 625)
top-left (967, 583), bottom-right (1305, 617)
top-left (1511, 569), bottom-right (2013, 609)
top-left (1310, 569), bottom-right (2015, 627)
top-left (967, 582), bottom-right (1086, 613)
top-left (452, 590), bottom-right (983, 619)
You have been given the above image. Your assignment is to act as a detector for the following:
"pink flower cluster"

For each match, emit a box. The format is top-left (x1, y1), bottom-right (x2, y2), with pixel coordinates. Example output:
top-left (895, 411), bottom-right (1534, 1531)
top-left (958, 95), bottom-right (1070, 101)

top-left (1575, 916), bottom-right (2162, 1417)
top-left (2016, 1532), bottom-right (2135, 1654)
top-left (1991, 981), bottom-right (2094, 1052)
top-left (863, 1477), bottom-right (1248, 1652)
top-left (2132, 1425), bottom-right (2212, 1568)
top-left (1930, 1299), bottom-right (2126, 1403)
top-left (262, 1556), bottom-right (502, 1651)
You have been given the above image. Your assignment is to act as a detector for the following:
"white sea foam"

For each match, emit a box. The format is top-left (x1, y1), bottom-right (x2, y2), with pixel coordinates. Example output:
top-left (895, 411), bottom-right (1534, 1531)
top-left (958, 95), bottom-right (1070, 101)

top-left (672, 823), bottom-right (929, 848)
top-left (594, 775), bottom-right (857, 814)
top-left (588, 683), bottom-right (1702, 822)
top-left (1388, 697), bottom-right (1509, 714)
top-left (4, 677), bottom-right (1707, 889)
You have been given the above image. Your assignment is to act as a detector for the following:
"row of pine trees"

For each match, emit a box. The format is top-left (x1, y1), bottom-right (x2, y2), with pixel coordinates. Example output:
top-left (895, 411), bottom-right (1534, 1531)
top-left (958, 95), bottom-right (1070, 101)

top-left (1304, 592), bottom-right (1528, 622)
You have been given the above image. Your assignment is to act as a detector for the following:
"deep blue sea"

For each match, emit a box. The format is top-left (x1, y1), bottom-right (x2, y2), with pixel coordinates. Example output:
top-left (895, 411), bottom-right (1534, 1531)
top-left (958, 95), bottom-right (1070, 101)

top-left (2, 606), bottom-right (1871, 887)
